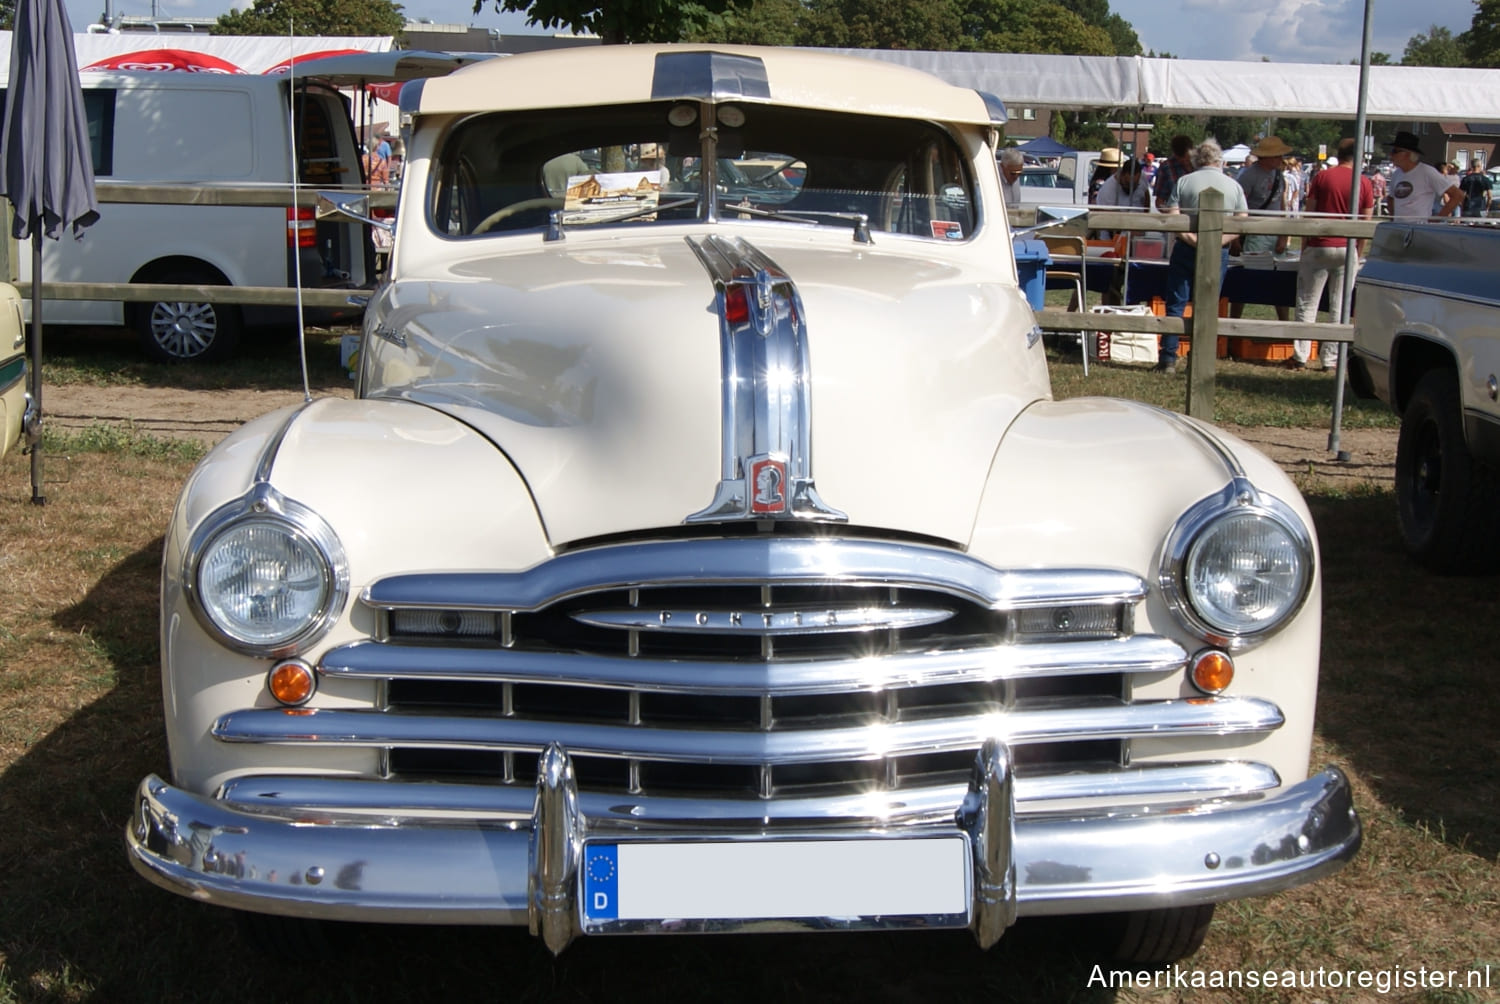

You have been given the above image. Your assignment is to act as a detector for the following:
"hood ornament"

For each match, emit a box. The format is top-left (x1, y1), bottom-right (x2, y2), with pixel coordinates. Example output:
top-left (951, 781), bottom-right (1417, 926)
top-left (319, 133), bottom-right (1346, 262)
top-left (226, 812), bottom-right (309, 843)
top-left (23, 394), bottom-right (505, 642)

top-left (685, 235), bottom-right (846, 523)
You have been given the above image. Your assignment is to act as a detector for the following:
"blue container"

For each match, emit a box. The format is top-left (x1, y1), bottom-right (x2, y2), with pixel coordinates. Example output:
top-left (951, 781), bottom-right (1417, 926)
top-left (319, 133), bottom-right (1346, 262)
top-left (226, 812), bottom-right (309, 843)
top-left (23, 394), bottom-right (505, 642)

top-left (1012, 238), bottom-right (1051, 310)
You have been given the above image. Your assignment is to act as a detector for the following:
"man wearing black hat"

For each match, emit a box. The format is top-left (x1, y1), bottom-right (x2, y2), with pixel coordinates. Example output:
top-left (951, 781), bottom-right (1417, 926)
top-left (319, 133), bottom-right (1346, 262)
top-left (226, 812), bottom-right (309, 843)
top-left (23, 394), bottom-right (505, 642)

top-left (1386, 131), bottom-right (1461, 220)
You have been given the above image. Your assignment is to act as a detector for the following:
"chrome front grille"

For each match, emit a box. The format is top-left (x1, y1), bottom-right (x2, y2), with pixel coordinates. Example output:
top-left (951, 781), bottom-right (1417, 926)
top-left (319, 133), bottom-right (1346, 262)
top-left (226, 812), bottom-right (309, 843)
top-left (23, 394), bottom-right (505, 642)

top-left (213, 537), bottom-right (1287, 817)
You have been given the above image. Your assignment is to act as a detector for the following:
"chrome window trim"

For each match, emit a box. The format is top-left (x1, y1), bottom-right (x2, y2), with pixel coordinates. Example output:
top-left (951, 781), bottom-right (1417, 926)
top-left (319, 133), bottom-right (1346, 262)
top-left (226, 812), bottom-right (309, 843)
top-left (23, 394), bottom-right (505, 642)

top-left (320, 635), bottom-right (1187, 697)
top-left (362, 537), bottom-right (1148, 613)
top-left (182, 482), bottom-right (350, 658)
top-left (212, 695), bottom-right (1283, 763)
top-left (1159, 478), bottom-right (1315, 651)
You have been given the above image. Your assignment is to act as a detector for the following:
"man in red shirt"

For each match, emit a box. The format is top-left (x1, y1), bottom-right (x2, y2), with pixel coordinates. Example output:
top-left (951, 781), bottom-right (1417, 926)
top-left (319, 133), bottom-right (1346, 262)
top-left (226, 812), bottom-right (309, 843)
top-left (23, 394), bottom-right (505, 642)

top-left (1290, 137), bottom-right (1373, 370)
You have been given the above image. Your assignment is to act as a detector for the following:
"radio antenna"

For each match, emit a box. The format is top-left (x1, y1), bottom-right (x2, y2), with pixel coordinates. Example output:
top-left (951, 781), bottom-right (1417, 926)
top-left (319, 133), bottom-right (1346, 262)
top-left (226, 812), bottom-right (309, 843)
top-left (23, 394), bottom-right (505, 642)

top-left (285, 18), bottom-right (312, 402)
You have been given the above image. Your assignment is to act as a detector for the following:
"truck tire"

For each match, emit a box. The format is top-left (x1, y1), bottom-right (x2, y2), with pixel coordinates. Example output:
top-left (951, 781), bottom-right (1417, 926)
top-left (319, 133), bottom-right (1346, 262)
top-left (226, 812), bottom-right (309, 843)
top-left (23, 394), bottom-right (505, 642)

top-left (131, 268), bottom-right (242, 364)
top-left (1396, 368), bottom-right (1500, 573)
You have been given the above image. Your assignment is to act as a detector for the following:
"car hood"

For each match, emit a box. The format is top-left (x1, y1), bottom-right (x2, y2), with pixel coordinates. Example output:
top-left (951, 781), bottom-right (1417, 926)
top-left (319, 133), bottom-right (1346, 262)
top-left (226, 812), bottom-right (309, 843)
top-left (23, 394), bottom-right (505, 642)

top-left (362, 230), bottom-right (1046, 547)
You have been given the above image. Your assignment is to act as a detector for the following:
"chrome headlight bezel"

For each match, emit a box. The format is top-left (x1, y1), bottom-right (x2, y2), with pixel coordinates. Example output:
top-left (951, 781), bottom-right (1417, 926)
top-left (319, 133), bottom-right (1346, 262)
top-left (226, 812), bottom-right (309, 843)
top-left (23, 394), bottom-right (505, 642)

top-left (1160, 480), bottom-right (1314, 650)
top-left (183, 484), bottom-right (349, 657)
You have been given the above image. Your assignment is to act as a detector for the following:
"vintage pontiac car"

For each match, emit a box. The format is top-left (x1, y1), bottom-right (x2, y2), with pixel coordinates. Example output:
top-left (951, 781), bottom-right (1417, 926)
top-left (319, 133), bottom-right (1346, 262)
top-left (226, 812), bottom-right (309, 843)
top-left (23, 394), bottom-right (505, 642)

top-left (126, 45), bottom-right (1360, 962)
top-left (1351, 220), bottom-right (1500, 572)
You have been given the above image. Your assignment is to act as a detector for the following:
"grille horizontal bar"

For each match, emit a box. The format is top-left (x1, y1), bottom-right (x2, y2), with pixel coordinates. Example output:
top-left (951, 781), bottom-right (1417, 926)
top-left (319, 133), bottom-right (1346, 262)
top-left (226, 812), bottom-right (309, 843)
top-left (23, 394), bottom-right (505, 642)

top-left (214, 697), bottom-right (1283, 765)
top-left (362, 538), bottom-right (1148, 613)
top-left (217, 761), bottom-right (1283, 823)
top-left (320, 635), bottom-right (1188, 697)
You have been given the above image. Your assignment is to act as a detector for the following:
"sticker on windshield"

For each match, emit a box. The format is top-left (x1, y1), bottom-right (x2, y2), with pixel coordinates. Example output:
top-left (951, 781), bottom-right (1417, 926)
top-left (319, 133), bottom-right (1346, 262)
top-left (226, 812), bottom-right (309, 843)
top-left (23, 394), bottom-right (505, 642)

top-left (930, 220), bottom-right (963, 240)
top-left (564, 171), bottom-right (663, 224)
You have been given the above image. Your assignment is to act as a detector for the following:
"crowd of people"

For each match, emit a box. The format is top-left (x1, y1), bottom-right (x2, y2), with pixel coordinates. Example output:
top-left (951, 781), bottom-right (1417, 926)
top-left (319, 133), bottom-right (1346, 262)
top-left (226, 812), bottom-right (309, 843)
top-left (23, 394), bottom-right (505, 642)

top-left (1007, 129), bottom-right (1494, 375)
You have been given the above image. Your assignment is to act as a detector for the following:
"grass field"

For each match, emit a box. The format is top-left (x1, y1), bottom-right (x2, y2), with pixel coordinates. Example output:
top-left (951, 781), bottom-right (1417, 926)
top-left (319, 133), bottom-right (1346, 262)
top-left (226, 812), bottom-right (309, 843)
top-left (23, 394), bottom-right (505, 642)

top-left (0, 338), bottom-right (1492, 1004)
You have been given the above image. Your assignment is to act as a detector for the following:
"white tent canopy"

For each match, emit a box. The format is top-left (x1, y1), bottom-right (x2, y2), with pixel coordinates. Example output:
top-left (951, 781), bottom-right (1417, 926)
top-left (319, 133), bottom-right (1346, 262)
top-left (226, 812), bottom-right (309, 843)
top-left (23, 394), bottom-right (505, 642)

top-left (832, 48), bottom-right (1500, 123)
top-left (0, 31), bottom-right (392, 78)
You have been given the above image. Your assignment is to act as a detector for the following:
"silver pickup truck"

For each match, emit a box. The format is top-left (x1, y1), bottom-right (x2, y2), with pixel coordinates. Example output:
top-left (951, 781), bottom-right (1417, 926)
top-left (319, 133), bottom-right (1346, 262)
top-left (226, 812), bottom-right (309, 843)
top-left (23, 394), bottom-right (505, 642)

top-left (1351, 221), bottom-right (1500, 572)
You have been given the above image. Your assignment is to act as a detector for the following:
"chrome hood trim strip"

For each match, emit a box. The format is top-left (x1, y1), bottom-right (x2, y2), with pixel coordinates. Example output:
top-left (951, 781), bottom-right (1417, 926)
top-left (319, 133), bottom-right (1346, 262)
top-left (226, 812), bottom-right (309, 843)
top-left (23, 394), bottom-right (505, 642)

top-left (684, 234), bottom-right (845, 523)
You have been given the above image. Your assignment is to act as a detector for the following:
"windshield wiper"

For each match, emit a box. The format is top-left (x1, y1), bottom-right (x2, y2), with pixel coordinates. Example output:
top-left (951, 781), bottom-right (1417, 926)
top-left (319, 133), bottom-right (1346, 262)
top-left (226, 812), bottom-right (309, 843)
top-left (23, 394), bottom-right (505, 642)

top-left (728, 203), bottom-right (873, 244)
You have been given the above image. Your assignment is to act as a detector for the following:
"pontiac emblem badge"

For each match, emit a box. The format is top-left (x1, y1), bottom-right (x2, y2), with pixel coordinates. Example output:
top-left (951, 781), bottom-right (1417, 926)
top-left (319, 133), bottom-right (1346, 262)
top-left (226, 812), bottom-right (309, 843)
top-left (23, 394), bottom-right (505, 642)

top-left (749, 455), bottom-right (788, 514)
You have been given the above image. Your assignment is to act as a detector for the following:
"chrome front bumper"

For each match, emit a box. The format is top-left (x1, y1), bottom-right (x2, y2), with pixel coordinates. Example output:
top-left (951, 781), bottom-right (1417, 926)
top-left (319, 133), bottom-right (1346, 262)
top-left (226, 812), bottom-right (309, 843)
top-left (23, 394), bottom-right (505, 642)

top-left (126, 743), bottom-right (1360, 954)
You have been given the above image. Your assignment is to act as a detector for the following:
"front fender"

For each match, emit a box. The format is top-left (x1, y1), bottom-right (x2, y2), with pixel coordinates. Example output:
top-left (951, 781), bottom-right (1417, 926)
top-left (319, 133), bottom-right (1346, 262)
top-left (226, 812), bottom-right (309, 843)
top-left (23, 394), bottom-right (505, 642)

top-left (161, 396), bottom-right (551, 794)
top-left (969, 397), bottom-right (1322, 788)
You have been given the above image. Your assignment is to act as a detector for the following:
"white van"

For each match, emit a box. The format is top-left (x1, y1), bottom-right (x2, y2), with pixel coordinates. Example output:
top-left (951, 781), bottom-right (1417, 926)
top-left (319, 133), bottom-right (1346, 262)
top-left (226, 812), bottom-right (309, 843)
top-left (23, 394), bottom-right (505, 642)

top-left (0, 68), bottom-right (371, 362)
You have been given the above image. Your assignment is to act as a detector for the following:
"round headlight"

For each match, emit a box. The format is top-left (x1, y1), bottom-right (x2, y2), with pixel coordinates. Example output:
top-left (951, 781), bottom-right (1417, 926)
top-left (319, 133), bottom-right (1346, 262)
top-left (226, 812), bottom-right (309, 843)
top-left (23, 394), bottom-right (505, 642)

top-left (1184, 509), bottom-right (1309, 636)
top-left (191, 503), bottom-right (345, 654)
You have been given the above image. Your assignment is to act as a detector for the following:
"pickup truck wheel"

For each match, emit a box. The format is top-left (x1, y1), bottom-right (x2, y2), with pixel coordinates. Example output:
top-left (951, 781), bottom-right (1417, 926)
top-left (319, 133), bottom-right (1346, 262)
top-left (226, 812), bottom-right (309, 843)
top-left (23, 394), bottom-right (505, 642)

top-left (1396, 368), bottom-right (1500, 572)
top-left (1097, 904), bottom-right (1215, 964)
top-left (130, 269), bottom-right (242, 364)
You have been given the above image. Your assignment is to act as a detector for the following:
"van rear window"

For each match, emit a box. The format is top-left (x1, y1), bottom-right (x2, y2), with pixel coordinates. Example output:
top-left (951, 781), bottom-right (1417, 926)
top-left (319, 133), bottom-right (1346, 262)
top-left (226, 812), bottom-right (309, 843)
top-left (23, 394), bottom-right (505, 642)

top-left (0, 87), bottom-right (114, 177)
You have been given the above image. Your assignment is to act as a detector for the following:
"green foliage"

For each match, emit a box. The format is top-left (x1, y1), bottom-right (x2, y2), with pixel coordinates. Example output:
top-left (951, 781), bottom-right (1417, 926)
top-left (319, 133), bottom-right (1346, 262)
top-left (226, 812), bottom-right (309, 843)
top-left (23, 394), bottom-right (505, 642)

top-left (213, 0), bottom-right (406, 35)
top-left (1465, 0), bottom-right (1500, 66)
top-left (478, 0), bottom-right (733, 42)
top-left (687, 0), bottom-right (1133, 55)
top-left (0, 0), bottom-right (13, 31)
top-left (1401, 24), bottom-right (1467, 66)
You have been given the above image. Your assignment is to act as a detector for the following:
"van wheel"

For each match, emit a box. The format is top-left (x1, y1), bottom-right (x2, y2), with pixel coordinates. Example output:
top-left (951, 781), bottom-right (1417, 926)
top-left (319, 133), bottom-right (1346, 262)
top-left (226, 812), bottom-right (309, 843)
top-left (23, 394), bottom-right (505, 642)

top-left (1396, 368), bottom-right (1500, 572)
top-left (131, 269), bottom-right (242, 363)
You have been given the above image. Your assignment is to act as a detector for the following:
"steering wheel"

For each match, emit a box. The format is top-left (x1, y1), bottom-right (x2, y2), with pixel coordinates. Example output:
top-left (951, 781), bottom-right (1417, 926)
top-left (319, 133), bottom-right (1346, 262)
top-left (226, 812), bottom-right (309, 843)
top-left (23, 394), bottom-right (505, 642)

top-left (473, 197), bottom-right (565, 235)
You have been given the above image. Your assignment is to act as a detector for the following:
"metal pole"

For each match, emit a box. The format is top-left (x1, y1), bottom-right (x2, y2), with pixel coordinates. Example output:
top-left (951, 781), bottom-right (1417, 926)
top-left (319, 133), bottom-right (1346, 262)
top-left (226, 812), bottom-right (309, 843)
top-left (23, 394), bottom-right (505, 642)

top-left (29, 229), bottom-right (43, 505)
top-left (1329, 0), bottom-right (1375, 461)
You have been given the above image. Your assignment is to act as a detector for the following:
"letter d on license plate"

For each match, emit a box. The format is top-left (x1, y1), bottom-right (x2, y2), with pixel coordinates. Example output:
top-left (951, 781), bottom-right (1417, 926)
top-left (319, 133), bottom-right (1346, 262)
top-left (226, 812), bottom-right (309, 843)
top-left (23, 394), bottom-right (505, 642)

top-left (580, 836), bottom-right (970, 930)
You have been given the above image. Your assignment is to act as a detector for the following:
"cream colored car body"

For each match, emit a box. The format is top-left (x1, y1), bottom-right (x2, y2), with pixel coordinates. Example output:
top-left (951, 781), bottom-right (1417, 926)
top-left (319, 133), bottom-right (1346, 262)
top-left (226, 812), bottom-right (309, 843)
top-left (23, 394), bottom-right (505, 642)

top-left (131, 45), bottom-right (1357, 958)
top-left (0, 284), bottom-right (28, 458)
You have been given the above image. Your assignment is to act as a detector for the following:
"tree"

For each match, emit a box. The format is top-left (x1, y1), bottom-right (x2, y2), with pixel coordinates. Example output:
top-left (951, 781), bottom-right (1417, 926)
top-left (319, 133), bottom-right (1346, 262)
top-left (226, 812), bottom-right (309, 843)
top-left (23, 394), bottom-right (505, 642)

top-left (0, 0), bottom-right (13, 32)
top-left (474, 0), bottom-right (734, 43)
top-left (1401, 24), bottom-right (1466, 66)
top-left (214, 0), bottom-right (406, 35)
top-left (1465, 0), bottom-right (1500, 66)
top-left (960, 0), bottom-right (1114, 56)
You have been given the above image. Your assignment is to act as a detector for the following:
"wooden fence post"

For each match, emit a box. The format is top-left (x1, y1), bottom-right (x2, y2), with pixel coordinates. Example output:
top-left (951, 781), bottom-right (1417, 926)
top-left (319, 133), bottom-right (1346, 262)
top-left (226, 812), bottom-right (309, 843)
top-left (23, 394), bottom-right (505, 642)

top-left (1186, 188), bottom-right (1223, 421)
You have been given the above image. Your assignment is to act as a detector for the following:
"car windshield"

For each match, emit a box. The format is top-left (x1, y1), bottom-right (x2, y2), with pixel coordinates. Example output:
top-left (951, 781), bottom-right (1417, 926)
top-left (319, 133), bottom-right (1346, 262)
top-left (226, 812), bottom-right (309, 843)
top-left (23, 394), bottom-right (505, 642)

top-left (430, 100), bottom-right (977, 241)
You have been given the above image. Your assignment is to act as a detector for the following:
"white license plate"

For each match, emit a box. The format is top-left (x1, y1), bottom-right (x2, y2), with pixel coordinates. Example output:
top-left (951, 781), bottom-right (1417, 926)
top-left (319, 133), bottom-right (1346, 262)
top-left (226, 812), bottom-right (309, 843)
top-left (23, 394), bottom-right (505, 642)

top-left (580, 836), bottom-right (970, 927)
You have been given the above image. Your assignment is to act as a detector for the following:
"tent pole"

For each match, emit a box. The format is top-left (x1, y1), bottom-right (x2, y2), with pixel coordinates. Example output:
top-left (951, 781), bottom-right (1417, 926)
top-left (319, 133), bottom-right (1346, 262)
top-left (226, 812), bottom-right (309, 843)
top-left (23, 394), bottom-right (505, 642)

top-left (1329, 0), bottom-right (1375, 461)
top-left (28, 228), bottom-right (43, 505)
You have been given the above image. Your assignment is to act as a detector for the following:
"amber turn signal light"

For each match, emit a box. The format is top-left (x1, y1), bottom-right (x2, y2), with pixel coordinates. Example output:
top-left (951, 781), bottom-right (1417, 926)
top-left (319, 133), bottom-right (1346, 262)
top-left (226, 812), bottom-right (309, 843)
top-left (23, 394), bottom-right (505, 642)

top-left (268, 660), bottom-right (316, 706)
top-left (1189, 650), bottom-right (1234, 695)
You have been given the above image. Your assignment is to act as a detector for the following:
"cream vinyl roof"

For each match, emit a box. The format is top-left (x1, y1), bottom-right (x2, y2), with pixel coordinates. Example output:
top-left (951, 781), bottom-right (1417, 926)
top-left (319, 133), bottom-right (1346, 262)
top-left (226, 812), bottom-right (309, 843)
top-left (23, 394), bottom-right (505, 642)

top-left (416, 44), bottom-right (998, 125)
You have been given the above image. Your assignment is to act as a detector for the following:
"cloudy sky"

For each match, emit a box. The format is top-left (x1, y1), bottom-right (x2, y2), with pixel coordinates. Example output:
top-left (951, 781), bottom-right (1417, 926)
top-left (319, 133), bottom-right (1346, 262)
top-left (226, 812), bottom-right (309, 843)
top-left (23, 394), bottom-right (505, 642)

top-left (66, 0), bottom-right (1479, 67)
top-left (1112, 0), bottom-right (1476, 63)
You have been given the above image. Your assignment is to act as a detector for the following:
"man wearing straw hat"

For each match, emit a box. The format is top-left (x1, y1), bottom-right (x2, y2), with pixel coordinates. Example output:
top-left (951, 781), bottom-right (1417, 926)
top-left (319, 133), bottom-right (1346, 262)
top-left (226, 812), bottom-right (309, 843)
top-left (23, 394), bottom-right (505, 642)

top-left (1229, 135), bottom-right (1293, 322)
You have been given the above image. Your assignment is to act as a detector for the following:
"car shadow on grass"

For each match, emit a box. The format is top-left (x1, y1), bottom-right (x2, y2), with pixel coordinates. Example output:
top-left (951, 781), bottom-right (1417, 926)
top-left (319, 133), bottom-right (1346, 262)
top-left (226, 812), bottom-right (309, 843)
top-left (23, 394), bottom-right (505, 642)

top-left (1309, 490), bottom-right (1500, 861)
top-left (0, 537), bottom-right (1120, 1004)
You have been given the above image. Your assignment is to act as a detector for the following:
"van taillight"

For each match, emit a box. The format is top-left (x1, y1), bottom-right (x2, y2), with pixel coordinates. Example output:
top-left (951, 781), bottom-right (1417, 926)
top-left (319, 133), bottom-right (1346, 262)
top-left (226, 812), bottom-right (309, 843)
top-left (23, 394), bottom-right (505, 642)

top-left (286, 208), bottom-right (316, 249)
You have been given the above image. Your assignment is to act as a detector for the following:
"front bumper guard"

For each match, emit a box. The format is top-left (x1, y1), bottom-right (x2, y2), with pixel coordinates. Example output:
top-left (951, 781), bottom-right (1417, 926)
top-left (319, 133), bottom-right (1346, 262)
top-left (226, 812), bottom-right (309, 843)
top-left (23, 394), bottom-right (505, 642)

top-left (127, 743), bottom-right (1360, 954)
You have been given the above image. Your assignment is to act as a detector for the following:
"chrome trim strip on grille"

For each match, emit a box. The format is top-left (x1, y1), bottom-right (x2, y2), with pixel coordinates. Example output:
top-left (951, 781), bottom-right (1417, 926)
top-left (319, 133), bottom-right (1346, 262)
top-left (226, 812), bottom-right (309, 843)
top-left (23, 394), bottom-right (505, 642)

top-left (213, 697), bottom-right (1283, 764)
top-left (218, 761), bottom-right (1281, 823)
top-left (571, 603), bottom-right (955, 635)
top-left (362, 538), bottom-right (1148, 612)
top-left (320, 636), bottom-right (1187, 696)
top-left (684, 234), bottom-right (845, 523)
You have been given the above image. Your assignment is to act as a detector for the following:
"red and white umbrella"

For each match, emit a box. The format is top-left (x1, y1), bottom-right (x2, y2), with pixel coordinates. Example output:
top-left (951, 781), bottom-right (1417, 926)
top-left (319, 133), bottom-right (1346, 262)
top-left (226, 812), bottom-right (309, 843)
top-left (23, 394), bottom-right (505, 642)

top-left (80, 48), bottom-right (245, 73)
top-left (261, 49), bottom-right (369, 75)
